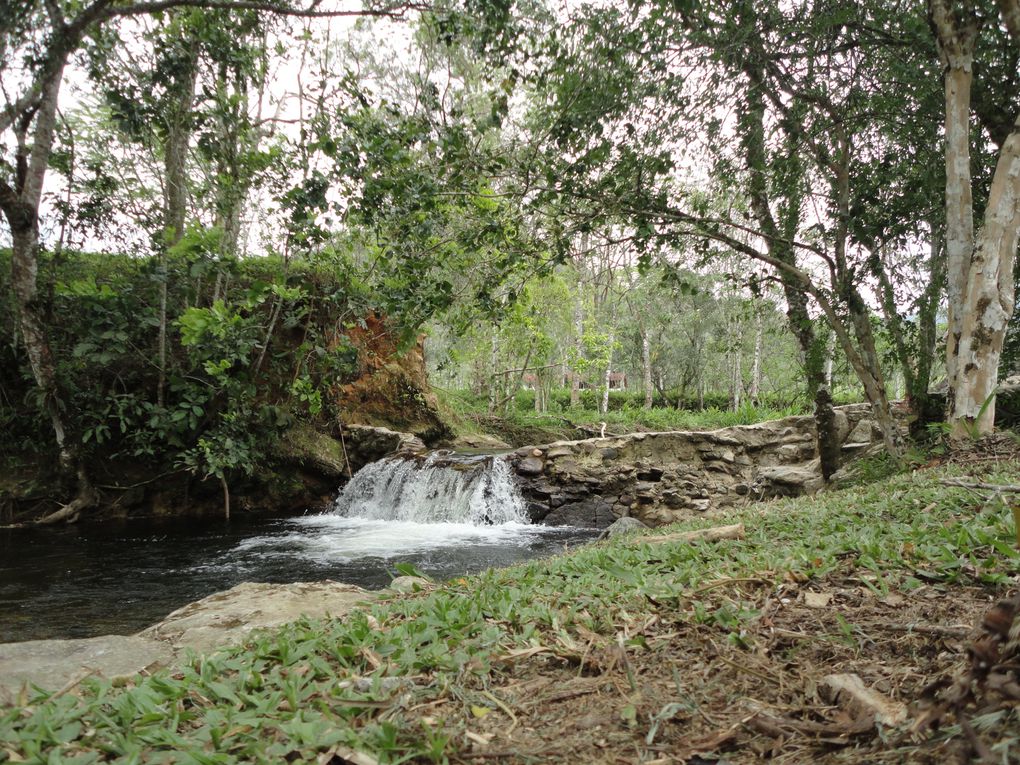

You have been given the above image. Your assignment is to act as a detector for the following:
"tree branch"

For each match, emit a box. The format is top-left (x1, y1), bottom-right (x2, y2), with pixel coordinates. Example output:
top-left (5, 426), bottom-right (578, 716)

top-left (96, 0), bottom-right (428, 21)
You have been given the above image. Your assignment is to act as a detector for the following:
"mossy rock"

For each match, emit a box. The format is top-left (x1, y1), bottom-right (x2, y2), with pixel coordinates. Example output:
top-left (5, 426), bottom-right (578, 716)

top-left (273, 424), bottom-right (348, 480)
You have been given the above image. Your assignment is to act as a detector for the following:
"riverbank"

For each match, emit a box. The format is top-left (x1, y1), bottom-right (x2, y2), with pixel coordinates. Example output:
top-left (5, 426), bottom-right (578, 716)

top-left (3, 444), bottom-right (1019, 763)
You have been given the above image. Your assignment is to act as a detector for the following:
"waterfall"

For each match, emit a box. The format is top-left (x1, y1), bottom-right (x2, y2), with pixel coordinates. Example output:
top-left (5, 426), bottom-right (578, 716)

top-left (334, 453), bottom-right (530, 525)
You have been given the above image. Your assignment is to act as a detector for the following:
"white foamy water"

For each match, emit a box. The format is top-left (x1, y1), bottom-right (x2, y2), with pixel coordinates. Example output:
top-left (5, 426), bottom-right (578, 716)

top-left (333, 453), bottom-right (529, 525)
top-left (234, 514), bottom-right (547, 564)
top-left (231, 454), bottom-right (549, 565)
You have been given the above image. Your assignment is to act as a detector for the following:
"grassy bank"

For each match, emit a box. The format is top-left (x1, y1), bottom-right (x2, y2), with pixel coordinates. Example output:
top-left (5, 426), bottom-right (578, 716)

top-left (436, 386), bottom-right (815, 446)
top-left (3, 454), bottom-right (1020, 763)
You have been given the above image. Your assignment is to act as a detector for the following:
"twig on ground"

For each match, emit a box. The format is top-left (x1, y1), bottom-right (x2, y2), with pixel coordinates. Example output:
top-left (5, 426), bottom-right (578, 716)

top-left (871, 622), bottom-right (972, 639)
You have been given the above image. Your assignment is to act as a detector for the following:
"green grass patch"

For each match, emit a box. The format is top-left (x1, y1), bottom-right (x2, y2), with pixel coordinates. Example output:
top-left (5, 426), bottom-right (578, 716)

top-left (436, 386), bottom-right (809, 443)
top-left (3, 461), bottom-right (1019, 763)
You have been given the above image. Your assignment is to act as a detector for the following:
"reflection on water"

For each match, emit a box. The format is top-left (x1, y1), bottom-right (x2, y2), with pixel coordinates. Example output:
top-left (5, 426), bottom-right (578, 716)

top-left (0, 514), bottom-right (595, 643)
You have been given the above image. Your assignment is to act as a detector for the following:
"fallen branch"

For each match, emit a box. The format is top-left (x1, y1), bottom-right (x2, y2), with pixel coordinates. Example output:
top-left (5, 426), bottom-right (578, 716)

top-left (36, 464), bottom-right (97, 526)
top-left (939, 478), bottom-right (1020, 493)
top-left (745, 710), bottom-right (873, 738)
top-left (630, 523), bottom-right (745, 546)
top-left (822, 673), bottom-right (908, 727)
top-left (871, 622), bottom-right (972, 639)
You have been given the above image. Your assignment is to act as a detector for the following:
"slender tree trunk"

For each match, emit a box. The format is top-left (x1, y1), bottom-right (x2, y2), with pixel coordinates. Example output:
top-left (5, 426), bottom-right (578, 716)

top-left (3, 60), bottom-right (75, 472)
top-left (160, 47), bottom-right (198, 408)
top-left (10, 225), bottom-right (70, 466)
top-left (729, 316), bottom-right (742, 411)
top-left (738, 64), bottom-right (837, 472)
top-left (221, 475), bottom-right (230, 521)
top-left (570, 298), bottom-right (583, 407)
top-left (2, 57), bottom-right (98, 522)
top-left (601, 329), bottom-right (615, 415)
top-left (488, 329), bottom-right (499, 414)
top-left (641, 327), bottom-right (653, 409)
top-left (750, 308), bottom-right (762, 405)
top-left (911, 220), bottom-right (947, 431)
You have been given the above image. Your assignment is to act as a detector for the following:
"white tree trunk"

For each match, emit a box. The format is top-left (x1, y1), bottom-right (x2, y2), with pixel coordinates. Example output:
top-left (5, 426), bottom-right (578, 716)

top-left (932, 1), bottom-right (1020, 435)
top-left (950, 125), bottom-right (1020, 434)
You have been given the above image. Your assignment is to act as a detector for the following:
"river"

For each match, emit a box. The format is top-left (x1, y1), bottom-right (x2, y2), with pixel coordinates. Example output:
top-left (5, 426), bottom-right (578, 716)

top-left (0, 453), bottom-right (596, 643)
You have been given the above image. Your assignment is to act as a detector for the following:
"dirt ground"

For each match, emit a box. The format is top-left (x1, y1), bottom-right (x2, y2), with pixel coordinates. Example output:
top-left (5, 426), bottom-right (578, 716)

top-left (396, 441), bottom-right (1020, 764)
top-left (404, 575), bottom-right (1006, 764)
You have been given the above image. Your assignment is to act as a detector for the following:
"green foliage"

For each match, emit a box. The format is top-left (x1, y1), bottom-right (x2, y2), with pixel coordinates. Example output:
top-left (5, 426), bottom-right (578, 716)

top-left (3, 462), bottom-right (1019, 762)
top-left (0, 249), bottom-right (356, 476)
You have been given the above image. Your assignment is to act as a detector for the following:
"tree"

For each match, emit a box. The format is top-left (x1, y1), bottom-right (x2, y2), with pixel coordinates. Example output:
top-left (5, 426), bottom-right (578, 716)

top-left (1, 0), bottom-right (423, 521)
top-left (930, 0), bottom-right (1020, 436)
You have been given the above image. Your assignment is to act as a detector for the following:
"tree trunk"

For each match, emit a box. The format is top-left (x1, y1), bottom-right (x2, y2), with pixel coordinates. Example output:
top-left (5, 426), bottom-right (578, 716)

top-left (10, 224), bottom-right (70, 467)
top-left (488, 329), bottom-right (499, 414)
top-left (159, 46), bottom-right (198, 408)
top-left (601, 329), bottom-right (615, 415)
top-left (910, 220), bottom-right (947, 433)
top-left (814, 385), bottom-right (841, 481)
top-left (641, 327), bottom-right (653, 408)
top-left (3, 56), bottom-right (97, 520)
top-left (750, 308), bottom-right (762, 405)
top-left (931, 0), bottom-right (1020, 436)
top-left (930, 0), bottom-right (977, 424)
top-left (570, 299), bottom-right (583, 407)
top-left (4, 60), bottom-right (75, 472)
top-left (950, 124), bottom-right (1020, 434)
top-left (729, 317), bottom-right (742, 412)
top-left (824, 338), bottom-right (834, 388)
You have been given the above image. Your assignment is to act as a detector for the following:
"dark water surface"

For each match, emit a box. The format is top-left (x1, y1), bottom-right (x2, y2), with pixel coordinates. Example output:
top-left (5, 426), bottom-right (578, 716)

top-left (0, 514), bottom-right (596, 643)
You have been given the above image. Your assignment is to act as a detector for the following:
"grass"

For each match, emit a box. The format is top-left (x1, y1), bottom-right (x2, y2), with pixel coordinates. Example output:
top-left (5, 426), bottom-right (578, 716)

top-left (436, 386), bottom-right (811, 445)
top-left (3, 459), bottom-right (1020, 763)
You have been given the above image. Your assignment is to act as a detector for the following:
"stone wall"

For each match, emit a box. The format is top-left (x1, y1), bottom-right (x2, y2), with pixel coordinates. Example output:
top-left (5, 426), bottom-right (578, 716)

top-left (511, 404), bottom-right (886, 528)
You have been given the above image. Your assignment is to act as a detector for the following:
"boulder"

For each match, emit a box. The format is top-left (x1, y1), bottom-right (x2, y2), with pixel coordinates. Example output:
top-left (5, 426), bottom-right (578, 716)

top-left (757, 464), bottom-right (825, 496)
top-left (517, 456), bottom-right (545, 476)
top-left (846, 419), bottom-right (877, 444)
top-left (138, 581), bottom-right (368, 654)
top-left (344, 424), bottom-right (426, 471)
top-left (388, 576), bottom-right (432, 593)
top-left (273, 424), bottom-right (349, 480)
top-left (0, 636), bottom-right (173, 701)
top-left (833, 410), bottom-right (851, 443)
top-left (598, 517), bottom-right (650, 539)
top-left (542, 498), bottom-right (616, 528)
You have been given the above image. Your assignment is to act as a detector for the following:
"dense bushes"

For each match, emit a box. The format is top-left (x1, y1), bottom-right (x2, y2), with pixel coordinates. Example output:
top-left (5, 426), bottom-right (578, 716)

top-left (0, 248), bottom-right (362, 480)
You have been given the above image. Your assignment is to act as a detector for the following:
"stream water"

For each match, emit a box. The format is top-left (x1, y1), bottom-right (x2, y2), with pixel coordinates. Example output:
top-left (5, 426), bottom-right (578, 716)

top-left (0, 453), bottom-right (596, 643)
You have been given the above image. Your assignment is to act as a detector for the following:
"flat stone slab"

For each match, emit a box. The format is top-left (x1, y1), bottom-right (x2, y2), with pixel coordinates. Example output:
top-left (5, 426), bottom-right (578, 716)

top-left (0, 635), bottom-right (173, 702)
top-left (137, 580), bottom-right (370, 654)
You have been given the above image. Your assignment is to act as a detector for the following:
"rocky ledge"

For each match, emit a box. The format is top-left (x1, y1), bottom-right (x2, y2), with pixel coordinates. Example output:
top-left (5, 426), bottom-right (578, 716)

top-left (0, 581), bottom-right (372, 703)
top-left (511, 404), bottom-right (888, 528)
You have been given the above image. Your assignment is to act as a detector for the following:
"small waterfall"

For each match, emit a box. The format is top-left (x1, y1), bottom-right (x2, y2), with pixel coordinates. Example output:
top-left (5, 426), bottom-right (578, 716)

top-left (334, 453), bottom-right (530, 525)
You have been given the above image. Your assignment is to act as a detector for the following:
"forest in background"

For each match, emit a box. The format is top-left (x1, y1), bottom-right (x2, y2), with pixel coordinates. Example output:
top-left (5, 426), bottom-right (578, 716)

top-left (3, 0), bottom-right (1020, 520)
